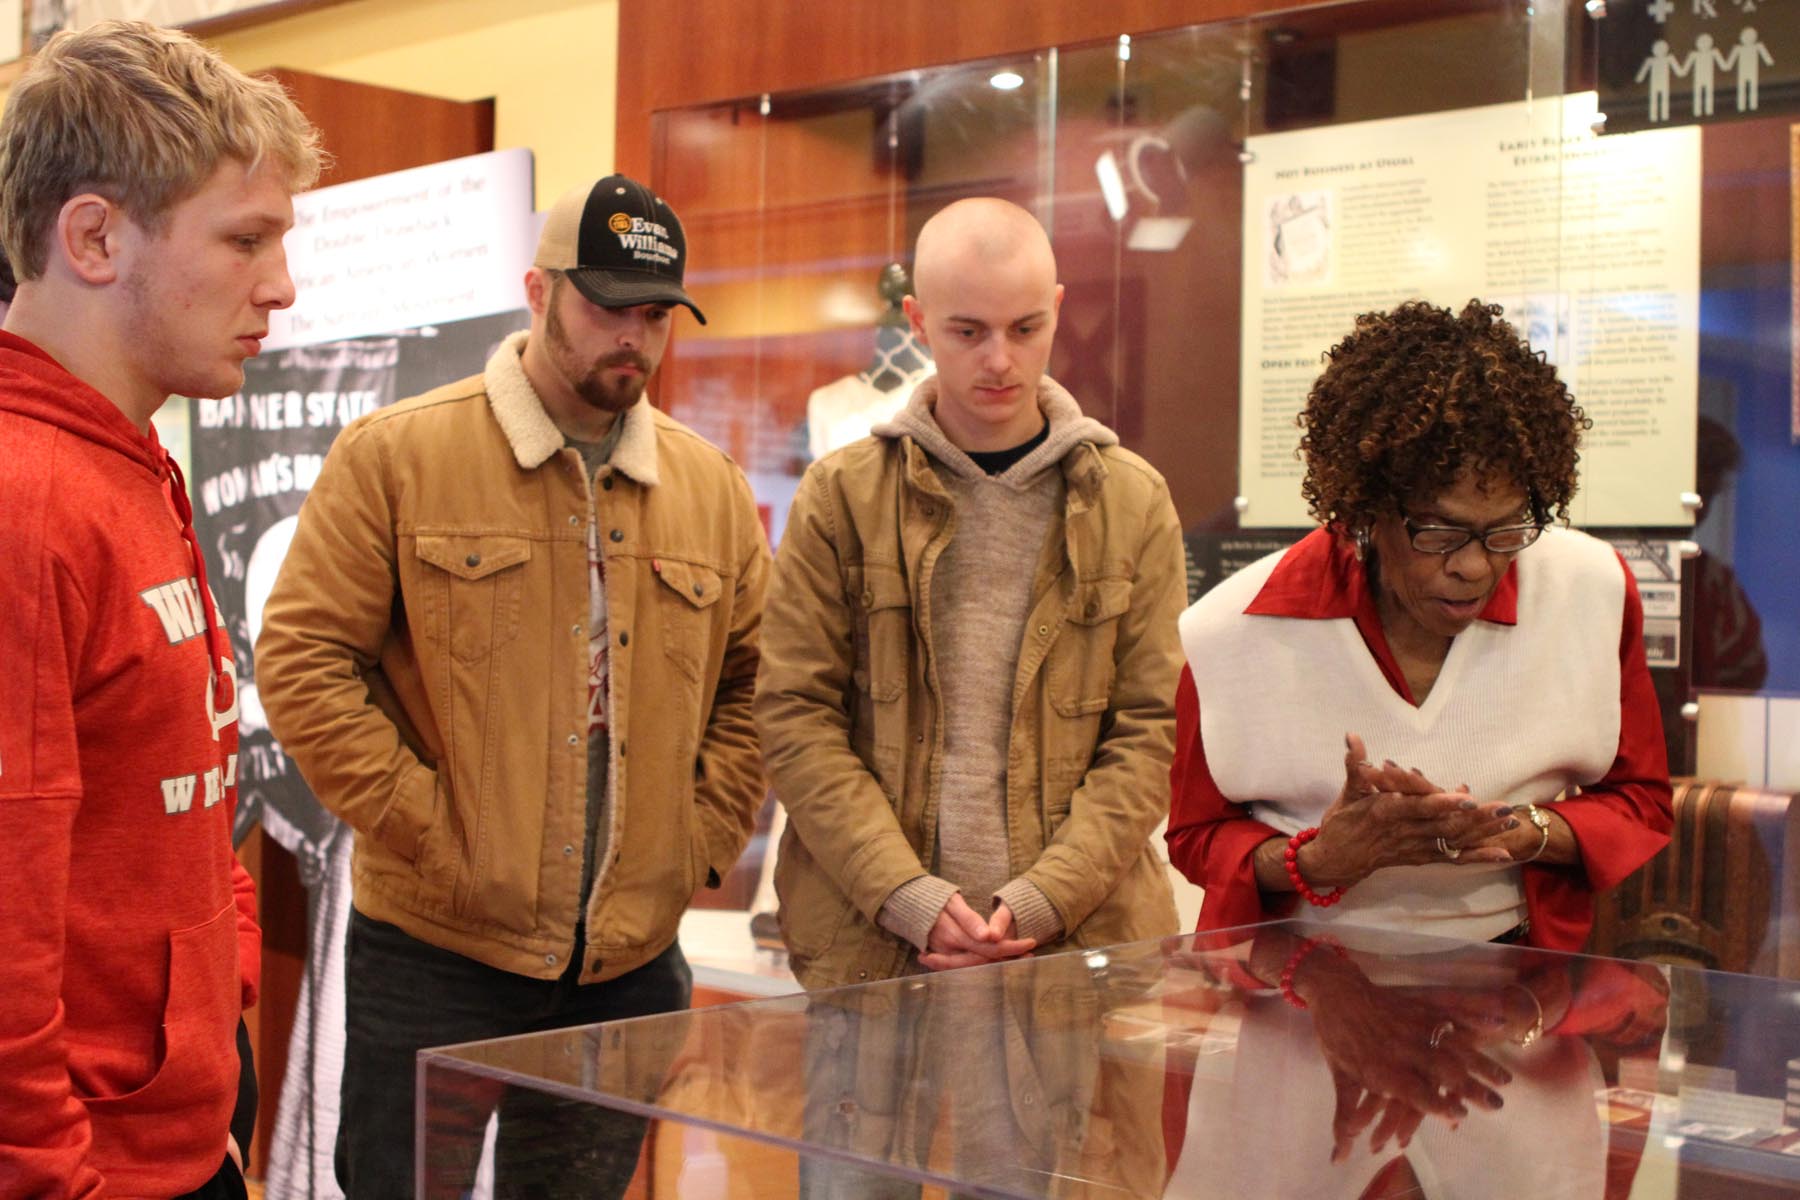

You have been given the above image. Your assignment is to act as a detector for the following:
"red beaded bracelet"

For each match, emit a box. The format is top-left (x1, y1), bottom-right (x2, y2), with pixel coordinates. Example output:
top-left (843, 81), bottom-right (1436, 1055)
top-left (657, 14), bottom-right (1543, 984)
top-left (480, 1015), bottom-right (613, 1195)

top-left (1284, 827), bottom-right (1347, 908)
top-left (1279, 935), bottom-right (1346, 1009)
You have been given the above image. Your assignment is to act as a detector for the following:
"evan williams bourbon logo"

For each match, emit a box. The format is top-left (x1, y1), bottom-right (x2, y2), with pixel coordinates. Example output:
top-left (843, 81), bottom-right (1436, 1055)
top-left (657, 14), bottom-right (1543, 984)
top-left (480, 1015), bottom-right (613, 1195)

top-left (608, 212), bottom-right (679, 265)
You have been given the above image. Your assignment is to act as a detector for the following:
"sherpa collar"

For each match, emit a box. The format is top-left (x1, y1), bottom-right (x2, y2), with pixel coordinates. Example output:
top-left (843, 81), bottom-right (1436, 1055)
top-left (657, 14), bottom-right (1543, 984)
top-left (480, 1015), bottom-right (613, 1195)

top-left (483, 330), bottom-right (661, 486)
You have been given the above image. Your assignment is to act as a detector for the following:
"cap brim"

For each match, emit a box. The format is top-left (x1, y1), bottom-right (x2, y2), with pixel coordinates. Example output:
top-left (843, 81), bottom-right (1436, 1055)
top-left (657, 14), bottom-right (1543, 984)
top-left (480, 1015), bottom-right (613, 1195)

top-left (567, 269), bottom-right (707, 325)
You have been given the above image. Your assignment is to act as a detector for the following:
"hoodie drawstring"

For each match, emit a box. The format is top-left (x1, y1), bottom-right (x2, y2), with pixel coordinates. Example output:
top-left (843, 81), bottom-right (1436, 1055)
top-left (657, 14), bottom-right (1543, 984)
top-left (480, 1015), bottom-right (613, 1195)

top-left (163, 455), bottom-right (230, 709)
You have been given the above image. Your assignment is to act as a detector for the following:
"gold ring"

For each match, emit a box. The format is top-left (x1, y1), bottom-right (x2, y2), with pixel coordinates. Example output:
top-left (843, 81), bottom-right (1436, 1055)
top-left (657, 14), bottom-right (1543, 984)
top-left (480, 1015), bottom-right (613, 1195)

top-left (1429, 1019), bottom-right (1457, 1049)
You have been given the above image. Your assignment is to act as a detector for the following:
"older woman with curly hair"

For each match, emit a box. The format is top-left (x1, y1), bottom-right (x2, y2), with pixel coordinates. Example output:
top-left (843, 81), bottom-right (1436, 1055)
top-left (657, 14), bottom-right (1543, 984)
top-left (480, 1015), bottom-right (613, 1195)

top-left (1167, 300), bottom-right (1672, 950)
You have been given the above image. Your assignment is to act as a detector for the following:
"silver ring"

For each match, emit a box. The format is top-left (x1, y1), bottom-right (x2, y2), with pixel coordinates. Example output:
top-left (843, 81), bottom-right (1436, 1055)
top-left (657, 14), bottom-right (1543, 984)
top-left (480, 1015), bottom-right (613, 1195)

top-left (1436, 837), bottom-right (1462, 860)
top-left (1428, 1019), bottom-right (1457, 1050)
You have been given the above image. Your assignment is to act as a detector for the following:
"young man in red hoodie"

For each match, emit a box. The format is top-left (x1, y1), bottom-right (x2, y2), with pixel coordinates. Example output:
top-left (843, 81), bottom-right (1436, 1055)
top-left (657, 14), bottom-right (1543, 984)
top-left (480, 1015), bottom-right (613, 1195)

top-left (0, 21), bottom-right (319, 1198)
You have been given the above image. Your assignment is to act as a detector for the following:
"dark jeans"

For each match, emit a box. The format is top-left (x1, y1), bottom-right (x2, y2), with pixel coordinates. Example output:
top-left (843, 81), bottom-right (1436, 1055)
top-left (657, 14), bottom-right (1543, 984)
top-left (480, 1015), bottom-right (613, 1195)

top-left (337, 910), bottom-right (691, 1200)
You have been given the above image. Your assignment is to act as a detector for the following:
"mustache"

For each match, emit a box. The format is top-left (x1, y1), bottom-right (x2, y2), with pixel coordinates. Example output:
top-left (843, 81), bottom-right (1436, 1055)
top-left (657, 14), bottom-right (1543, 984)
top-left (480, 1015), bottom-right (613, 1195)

top-left (596, 350), bottom-right (652, 373)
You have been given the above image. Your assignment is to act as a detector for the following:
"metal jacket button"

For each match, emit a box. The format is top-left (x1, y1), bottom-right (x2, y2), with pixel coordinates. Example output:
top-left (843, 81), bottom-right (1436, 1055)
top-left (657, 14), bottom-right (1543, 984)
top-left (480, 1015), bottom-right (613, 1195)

top-left (465, 553), bottom-right (481, 568)
top-left (610, 529), bottom-right (624, 542)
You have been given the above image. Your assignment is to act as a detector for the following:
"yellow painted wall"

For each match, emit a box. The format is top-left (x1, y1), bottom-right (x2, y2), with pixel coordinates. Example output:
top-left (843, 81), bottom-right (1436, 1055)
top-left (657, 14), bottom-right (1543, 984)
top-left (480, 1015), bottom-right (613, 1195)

top-left (1, 0), bottom-right (621, 471)
top-left (203, 0), bottom-right (619, 208)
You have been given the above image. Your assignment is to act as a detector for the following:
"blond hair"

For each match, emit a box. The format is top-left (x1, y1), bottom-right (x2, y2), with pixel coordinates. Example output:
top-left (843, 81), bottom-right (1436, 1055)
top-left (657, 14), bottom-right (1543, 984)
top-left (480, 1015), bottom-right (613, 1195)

top-left (0, 20), bottom-right (323, 280)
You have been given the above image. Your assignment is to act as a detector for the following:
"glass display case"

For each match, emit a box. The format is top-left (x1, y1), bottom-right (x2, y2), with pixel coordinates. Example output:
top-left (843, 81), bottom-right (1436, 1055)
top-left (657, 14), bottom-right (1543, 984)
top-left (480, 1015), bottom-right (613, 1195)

top-left (646, 0), bottom-right (1800, 971)
top-left (657, 1), bottom-right (1608, 946)
top-left (421, 919), bottom-right (1800, 1197)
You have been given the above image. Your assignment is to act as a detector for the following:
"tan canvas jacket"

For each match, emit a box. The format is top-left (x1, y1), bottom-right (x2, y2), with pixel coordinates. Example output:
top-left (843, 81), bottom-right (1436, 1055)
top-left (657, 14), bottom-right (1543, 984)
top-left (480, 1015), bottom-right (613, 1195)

top-left (257, 332), bottom-right (769, 983)
top-left (757, 383), bottom-right (1183, 990)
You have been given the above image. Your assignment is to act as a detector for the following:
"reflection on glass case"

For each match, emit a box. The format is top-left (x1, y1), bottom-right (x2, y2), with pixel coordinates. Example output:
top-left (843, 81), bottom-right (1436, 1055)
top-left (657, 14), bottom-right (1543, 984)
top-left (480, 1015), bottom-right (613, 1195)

top-left (420, 919), bottom-right (1800, 1198)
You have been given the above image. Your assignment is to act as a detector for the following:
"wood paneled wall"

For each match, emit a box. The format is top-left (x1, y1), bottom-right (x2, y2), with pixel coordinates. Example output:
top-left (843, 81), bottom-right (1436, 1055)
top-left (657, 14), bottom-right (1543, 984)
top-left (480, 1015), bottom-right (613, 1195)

top-left (613, 0), bottom-right (1510, 177)
top-left (616, 0), bottom-right (1261, 177)
top-left (266, 68), bottom-right (494, 191)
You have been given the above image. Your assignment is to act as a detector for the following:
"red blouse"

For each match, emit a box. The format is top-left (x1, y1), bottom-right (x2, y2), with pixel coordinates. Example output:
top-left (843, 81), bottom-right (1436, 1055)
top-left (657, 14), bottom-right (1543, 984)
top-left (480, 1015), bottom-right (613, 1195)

top-left (1166, 529), bottom-right (1673, 952)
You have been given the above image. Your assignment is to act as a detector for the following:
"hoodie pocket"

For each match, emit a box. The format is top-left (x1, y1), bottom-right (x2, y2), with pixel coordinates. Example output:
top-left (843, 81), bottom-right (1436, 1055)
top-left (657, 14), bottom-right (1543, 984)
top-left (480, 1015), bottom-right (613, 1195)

top-left (80, 903), bottom-right (238, 1124)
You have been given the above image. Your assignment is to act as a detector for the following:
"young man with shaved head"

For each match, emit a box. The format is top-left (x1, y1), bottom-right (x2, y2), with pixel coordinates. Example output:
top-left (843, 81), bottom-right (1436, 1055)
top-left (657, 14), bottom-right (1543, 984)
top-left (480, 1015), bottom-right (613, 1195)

top-left (757, 197), bottom-right (1184, 989)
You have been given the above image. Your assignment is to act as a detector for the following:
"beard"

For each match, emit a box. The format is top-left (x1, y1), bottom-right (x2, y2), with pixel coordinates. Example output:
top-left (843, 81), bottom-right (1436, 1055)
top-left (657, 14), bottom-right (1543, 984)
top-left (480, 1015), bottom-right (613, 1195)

top-left (545, 298), bottom-right (652, 413)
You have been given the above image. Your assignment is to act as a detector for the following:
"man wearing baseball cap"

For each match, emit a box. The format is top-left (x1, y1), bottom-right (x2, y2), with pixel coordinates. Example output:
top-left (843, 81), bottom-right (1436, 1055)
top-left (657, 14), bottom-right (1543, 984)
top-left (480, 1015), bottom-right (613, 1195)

top-left (257, 175), bottom-right (768, 1195)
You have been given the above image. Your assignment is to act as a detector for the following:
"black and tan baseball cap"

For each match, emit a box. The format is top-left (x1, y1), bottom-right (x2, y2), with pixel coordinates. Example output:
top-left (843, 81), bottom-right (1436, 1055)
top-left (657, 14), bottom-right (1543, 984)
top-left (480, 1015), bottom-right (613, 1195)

top-left (534, 175), bottom-right (706, 324)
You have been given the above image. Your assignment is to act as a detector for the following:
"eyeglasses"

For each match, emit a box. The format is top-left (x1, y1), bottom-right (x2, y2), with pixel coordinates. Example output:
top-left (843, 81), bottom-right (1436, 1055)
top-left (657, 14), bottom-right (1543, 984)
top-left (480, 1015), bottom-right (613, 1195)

top-left (1402, 516), bottom-right (1544, 555)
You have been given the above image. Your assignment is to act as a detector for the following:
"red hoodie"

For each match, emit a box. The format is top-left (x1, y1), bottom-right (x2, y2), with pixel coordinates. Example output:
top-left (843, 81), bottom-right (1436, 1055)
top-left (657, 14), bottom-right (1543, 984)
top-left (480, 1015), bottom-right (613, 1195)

top-left (0, 331), bottom-right (258, 1198)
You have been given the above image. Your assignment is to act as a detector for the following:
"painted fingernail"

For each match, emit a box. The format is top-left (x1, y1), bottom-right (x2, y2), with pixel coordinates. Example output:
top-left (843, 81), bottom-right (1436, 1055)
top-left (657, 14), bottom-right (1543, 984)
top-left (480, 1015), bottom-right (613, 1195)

top-left (1494, 805), bottom-right (1514, 817)
top-left (1459, 799), bottom-right (1477, 810)
top-left (1505, 819), bottom-right (1520, 830)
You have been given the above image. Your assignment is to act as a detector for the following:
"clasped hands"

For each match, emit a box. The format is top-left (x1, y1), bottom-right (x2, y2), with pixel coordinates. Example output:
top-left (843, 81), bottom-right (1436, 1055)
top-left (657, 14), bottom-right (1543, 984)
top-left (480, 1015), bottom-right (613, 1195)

top-left (919, 893), bottom-right (1035, 972)
top-left (1296, 950), bottom-right (1515, 1162)
top-left (1295, 733), bottom-right (1526, 891)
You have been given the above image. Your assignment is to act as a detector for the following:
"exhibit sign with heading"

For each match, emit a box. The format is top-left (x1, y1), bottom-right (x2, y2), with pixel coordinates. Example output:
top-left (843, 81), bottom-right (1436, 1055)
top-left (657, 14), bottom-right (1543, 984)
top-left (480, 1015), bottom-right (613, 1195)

top-left (1237, 91), bottom-right (1700, 529)
top-left (268, 146), bottom-right (535, 351)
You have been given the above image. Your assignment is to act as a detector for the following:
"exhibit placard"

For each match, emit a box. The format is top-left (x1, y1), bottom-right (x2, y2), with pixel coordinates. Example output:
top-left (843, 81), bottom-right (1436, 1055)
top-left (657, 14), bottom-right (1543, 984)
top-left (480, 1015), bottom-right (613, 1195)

top-left (269, 147), bottom-right (535, 352)
top-left (1238, 92), bottom-right (1700, 529)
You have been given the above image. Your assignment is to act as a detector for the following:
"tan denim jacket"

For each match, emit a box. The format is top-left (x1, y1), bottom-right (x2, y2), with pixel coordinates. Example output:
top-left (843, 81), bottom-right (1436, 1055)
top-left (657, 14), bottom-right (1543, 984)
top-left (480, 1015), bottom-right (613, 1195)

top-left (757, 383), bottom-right (1183, 989)
top-left (257, 333), bottom-right (769, 983)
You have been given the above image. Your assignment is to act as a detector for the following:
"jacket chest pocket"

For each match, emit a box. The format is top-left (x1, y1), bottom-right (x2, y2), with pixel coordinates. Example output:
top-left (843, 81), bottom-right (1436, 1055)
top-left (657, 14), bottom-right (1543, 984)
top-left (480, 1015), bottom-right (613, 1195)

top-left (413, 534), bottom-right (532, 664)
top-left (849, 564), bottom-right (911, 702)
top-left (1048, 578), bottom-right (1132, 718)
top-left (653, 558), bottom-right (723, 682)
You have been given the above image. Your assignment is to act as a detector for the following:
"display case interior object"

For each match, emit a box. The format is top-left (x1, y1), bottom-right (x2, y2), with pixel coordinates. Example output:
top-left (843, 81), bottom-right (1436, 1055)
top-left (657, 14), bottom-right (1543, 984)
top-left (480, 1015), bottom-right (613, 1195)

top-left (421, 918), bottom-right (1800, 1198)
